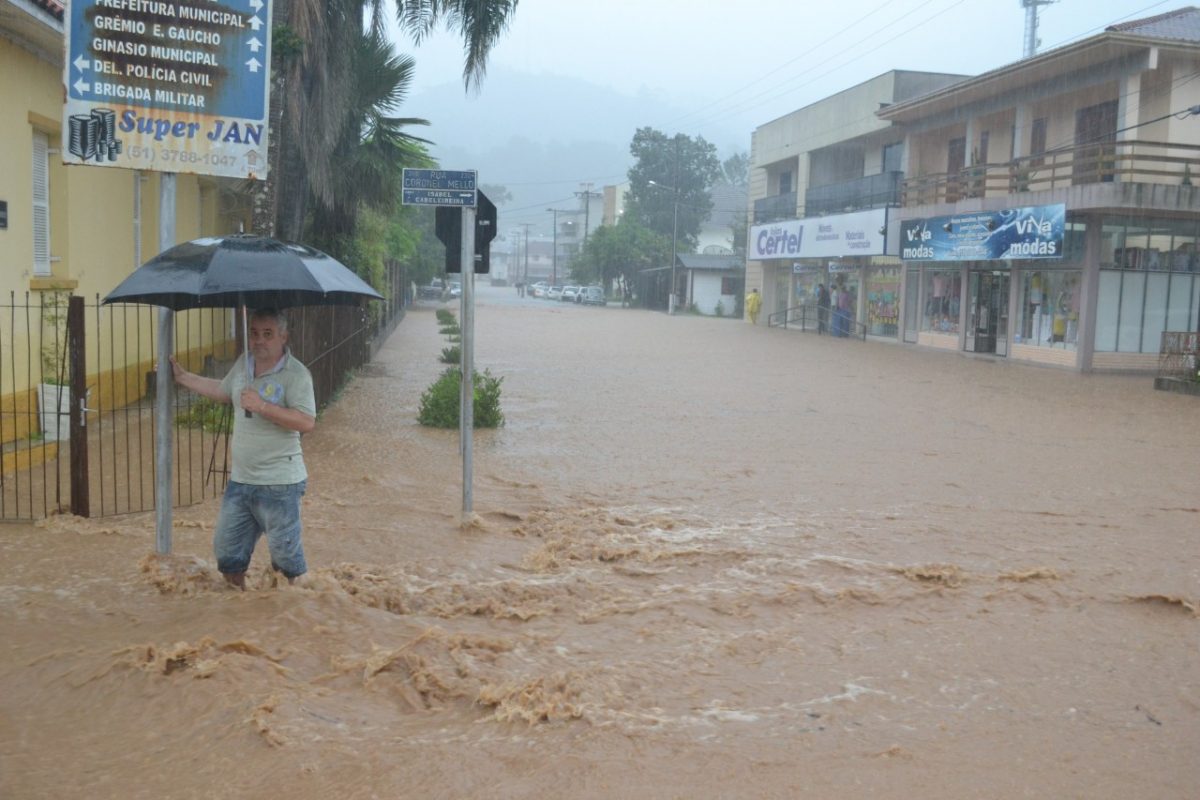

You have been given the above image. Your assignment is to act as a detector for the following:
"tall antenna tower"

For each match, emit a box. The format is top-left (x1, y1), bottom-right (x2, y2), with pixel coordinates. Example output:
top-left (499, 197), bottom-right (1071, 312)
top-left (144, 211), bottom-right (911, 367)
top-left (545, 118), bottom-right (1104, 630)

top-left (1021, 0), bottom-right (1058, 58)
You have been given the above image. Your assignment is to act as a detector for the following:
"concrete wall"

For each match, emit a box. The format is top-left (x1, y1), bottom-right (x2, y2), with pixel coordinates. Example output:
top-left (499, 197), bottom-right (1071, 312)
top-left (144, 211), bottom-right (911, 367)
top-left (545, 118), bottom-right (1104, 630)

top-left (691, 272), bottom-right (736, 316)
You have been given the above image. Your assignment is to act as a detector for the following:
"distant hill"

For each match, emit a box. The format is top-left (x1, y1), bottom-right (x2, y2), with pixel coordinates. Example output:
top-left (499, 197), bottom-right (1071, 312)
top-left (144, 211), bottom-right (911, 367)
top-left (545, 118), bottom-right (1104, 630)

top-left (408, 67), bottom-right (747, 235)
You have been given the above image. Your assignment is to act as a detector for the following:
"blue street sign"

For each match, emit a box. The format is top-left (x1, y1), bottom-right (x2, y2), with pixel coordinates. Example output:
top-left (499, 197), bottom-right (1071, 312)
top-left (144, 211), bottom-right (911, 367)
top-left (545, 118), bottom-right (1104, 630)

top-left (402, 169), bottom-right (477, 207)
top-left (62, 0), bottom-right (272, 178)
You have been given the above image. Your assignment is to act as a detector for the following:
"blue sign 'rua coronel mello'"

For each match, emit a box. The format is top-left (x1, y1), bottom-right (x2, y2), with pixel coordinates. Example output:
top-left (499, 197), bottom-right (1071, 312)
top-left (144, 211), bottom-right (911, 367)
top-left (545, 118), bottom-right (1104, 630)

top-left (900, 205), bottom-right (1066, 261)
top-left (63, 0), bottom-right (273, 179)
top-left (401, 169), bottom-right (477, 207)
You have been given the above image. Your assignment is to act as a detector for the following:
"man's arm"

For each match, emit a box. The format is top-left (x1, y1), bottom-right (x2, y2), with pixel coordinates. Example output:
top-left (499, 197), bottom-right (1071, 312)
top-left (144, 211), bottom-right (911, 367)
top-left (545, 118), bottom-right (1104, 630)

top-left (169, 356), bottom-right (230, 403)
top-left (239, 388), bottom-right (315, 433)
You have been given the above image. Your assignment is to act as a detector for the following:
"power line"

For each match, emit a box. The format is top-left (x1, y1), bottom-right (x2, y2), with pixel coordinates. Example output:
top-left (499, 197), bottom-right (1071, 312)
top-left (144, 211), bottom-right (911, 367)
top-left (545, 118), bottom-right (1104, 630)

top-left (660, 0), bottom-right (913, 129)
top-left (677, 0), bottom-right (975, 132)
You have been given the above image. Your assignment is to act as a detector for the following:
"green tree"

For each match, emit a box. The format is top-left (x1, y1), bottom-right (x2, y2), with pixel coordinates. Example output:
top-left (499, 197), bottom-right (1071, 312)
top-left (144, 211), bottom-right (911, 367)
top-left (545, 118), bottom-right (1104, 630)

top-left (721, 151), bottom-right (750, 188)
top-left (624, 128), bottom-right (721, 252)
top-left (308, 31), bottom-right (433, 247)
top-left (264, 0), bottom-right (519, 243)
top-left (572, 220), bottom-right (671, 290)
top-left (479, 183), bottom-right (513, 205)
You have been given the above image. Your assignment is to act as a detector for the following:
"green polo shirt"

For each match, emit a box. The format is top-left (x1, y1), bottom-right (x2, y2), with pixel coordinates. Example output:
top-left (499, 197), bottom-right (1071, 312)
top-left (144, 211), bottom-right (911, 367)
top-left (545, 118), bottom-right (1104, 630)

top-left (220, 351), bottom-right (316, 485)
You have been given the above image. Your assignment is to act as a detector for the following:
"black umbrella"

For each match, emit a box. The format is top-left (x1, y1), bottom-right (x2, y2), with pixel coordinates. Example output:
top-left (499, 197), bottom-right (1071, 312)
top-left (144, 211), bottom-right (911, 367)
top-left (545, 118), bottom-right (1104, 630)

top-left (103, 234), bottom-right (383, 310)
top-left (104, 234), bottom-right (384, 419)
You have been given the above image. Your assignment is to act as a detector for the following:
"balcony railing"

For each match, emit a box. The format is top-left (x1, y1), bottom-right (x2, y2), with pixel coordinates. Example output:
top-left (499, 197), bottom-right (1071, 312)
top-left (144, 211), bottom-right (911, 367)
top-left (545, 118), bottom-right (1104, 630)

top-left (753, 191), bottom-right (797, 224)
top-left (805, 171), bottom-right (902, 216)
top-left (900, 139), bottom-right (1200, 207)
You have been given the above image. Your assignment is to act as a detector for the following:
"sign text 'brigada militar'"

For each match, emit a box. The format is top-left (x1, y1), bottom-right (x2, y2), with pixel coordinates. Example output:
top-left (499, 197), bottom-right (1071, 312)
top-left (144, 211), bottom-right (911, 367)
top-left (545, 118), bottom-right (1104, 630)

top-left (401, 169), bottom-right (477, 207)
top-left (62, 0), bottom-right (272, 179)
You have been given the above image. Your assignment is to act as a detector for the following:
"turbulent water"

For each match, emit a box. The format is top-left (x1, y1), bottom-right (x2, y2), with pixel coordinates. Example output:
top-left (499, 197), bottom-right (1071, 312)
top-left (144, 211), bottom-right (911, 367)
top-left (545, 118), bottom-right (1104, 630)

top-left (2, 284), bottom-right (1197, 799)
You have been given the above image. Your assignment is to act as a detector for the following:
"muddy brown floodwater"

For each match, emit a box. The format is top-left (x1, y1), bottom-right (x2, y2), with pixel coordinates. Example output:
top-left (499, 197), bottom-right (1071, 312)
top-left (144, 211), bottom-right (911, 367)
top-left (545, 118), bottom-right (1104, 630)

top-left (2, 284), bottom-right (1197, 799)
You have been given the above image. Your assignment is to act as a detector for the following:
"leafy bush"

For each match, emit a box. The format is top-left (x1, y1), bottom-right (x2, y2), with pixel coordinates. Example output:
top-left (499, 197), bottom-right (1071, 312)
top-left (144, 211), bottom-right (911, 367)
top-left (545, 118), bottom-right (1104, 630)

top-left (440, 345), bottom-right (461, 364)
top-left (435, 309), bottom-right (456, 325)
top-left (439, 324), bottom-right (461, 336)
top-left (175, 397), bottom-right (231, 434)
top-left (714, 300), bottom-right (725, 317)
top-left (417, 368), bottom-right (504, 429)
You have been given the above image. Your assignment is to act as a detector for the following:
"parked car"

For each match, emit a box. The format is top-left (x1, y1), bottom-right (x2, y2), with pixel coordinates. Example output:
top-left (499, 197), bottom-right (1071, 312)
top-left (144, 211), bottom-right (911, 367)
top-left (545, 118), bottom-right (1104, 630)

top-left (418, 279), bottom-right (444, 300)
top-left (448, 281), bottom-right (462, 298)
top-left (531, 281), bottom-right (549, 298)
top-left (561, 286), bottom-right (580, 302)
top-left (579, 286), bottom-right (606, 306)
top-left (546, 285), bottom-right (564, 301)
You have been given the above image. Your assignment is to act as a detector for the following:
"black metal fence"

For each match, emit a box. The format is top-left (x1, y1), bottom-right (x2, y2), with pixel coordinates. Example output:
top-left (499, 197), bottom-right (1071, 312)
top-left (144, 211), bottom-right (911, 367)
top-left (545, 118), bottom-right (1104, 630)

top-left (768, 304), bottom-right (867, 339)
top-left (0, 259), bottom-right (406, 522)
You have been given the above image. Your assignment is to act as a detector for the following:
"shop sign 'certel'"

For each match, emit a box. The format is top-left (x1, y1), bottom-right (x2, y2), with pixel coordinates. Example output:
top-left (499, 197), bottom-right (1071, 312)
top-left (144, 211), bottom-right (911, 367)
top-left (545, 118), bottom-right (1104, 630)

top-left (62, 0), bottom-right (273, 180)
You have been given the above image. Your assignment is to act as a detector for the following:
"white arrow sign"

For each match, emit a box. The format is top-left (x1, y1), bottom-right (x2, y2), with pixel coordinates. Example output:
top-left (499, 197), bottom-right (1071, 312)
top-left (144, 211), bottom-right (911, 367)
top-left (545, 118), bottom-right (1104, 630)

top-left (74, 77), bottom-right (90, 94)
top-left (245, 57), bottom-right (261, 73)
top-left (73, 53), bottom-right (88, 72)
top-left (248, 15), bottom-right (262, 30)
top-left (249, 0), bottom-right (263, 10)
top-left (247, 36), bottom-right (262, 53)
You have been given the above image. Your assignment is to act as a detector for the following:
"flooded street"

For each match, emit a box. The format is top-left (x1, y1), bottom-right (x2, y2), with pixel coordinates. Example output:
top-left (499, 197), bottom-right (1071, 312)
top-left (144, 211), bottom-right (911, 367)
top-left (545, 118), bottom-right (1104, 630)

top-left (2, 284), bottom-right (1197, 799)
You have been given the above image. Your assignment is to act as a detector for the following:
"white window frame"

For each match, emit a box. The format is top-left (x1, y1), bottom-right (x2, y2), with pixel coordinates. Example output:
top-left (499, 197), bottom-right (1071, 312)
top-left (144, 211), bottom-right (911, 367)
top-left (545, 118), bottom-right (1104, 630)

top-left (32, 130), bottom-right (51, 276)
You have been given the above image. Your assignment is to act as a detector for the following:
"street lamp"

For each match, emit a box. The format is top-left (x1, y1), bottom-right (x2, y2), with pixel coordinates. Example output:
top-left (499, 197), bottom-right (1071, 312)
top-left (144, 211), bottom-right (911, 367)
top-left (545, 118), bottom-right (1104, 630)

top-left (648, 180), bottom-right (679, 314)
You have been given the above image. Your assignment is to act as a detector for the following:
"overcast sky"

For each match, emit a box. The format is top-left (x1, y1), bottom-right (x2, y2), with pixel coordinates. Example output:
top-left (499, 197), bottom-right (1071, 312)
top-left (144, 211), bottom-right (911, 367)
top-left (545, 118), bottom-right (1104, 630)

top-left (399, 0), bottom-right (1175, 137)
top-left (387, 0), bottom-right (1181, 233)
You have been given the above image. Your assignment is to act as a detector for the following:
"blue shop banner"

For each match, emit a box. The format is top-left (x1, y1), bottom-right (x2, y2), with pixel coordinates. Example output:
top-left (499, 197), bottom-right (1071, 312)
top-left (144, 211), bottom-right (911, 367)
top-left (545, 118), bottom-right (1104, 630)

top-left (900, 204), bottom-right (1065, 262)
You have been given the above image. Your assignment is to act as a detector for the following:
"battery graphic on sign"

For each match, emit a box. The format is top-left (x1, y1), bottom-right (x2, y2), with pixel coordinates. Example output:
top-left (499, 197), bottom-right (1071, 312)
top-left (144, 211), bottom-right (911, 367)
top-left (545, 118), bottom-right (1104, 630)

top-left (68, 109), bottom-right (123, 162)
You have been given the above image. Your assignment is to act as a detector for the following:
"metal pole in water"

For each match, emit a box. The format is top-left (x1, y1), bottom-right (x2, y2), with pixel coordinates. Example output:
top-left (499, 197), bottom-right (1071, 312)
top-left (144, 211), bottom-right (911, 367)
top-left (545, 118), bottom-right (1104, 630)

top-left (155, 173), bottom-right (176, 554)
top-left (460, 206), bottom-right (476, 515)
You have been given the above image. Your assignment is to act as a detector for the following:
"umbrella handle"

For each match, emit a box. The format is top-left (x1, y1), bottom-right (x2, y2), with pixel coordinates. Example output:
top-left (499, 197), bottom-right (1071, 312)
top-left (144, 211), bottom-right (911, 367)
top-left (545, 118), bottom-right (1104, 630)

top-left (243, 302), bottom-right (252, 418)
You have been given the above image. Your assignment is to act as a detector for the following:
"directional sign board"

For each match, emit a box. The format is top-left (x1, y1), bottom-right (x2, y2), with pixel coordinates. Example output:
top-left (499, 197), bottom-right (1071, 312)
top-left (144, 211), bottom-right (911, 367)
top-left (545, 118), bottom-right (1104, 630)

top-left (62, 0), bottom-right (272, 179)
top-left (402, 169), bottom-right (477, 207)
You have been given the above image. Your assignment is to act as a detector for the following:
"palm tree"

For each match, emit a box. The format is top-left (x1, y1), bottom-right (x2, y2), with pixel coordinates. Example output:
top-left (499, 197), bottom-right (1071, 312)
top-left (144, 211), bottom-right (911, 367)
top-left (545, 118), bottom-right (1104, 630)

top-left (259, 0), bottom-right (520, 240)
top-left (308, 30), bottom-right (434, 243)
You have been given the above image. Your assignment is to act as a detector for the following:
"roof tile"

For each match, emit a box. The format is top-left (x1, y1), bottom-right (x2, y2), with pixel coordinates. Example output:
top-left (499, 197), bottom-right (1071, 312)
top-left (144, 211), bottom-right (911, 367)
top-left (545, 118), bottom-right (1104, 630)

top-left (1106, 6), bottom-right (1200, 42)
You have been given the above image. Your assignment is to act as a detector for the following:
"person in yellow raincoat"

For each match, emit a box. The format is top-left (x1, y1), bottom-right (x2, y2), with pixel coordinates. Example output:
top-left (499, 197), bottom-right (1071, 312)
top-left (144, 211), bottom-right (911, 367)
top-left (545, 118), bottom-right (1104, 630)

top-left (745, 288), bottom-right (763, 324)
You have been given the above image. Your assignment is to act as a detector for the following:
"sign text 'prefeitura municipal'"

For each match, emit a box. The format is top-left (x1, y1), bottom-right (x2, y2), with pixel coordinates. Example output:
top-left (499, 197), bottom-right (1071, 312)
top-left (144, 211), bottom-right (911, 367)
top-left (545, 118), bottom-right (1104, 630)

top-left (63, 0), bottom-right (273, 179)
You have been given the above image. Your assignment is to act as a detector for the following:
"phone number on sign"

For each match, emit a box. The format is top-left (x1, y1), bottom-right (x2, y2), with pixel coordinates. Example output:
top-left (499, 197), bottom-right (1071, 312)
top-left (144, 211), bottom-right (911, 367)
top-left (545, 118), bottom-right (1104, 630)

top-left (127, 146), bottom-right (239, 168)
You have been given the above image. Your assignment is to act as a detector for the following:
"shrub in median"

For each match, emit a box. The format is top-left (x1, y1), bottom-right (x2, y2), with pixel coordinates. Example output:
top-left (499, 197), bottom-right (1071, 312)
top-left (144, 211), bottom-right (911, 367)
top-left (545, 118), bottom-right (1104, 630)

top-left (417, 368), bottom-right (504, 429)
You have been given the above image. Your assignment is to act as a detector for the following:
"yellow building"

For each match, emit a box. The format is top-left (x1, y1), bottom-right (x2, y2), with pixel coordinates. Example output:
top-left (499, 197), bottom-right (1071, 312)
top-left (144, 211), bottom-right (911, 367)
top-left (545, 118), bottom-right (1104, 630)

top-left (1, 0), bottom-right (241, 442)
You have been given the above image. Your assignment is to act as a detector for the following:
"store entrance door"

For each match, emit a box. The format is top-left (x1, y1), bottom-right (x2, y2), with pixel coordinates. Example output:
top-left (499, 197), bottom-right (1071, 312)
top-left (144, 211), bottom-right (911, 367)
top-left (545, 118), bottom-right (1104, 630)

top-left (965, 271), bottom-right (1009, 355)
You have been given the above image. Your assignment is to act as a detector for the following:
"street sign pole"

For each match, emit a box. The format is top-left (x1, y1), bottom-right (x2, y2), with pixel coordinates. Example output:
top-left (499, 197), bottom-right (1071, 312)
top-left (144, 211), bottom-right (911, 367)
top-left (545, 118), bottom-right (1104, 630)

top-left (460, 207), bottom-right (476, 515)
top-left (156, 173), bottom-right (175, 554)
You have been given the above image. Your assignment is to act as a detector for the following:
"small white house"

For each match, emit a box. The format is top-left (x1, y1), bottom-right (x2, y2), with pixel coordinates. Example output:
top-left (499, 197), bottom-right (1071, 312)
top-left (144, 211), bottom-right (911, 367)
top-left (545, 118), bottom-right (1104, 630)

top-left (677, 254), bottom-right (744, 316)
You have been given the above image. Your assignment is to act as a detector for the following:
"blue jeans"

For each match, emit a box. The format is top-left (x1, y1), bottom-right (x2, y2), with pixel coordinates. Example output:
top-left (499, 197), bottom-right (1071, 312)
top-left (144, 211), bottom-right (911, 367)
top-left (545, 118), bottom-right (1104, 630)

top-left (214, 480), bottom-right (308, 578)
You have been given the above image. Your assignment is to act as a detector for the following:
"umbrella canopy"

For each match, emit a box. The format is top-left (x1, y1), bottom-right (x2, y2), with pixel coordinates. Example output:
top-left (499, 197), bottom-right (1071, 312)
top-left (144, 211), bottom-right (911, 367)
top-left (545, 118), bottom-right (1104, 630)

top-left (103, 235), bottom-right (383, 310)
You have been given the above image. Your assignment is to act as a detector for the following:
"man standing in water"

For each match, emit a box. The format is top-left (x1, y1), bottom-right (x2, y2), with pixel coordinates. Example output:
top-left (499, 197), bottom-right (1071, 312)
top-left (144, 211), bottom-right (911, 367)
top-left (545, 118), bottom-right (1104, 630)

top-left (169, 309), bottom-right (316, 589)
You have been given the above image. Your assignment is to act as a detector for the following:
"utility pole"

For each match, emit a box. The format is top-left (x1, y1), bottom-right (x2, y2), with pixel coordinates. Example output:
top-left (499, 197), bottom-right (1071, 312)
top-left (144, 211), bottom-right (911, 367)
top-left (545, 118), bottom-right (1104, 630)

top-left (547, 208), bottom-right (571, 285)
top-left (518, 223), bottom-right (532, 284)
top-left (575, 182), bottom-right (602, 244)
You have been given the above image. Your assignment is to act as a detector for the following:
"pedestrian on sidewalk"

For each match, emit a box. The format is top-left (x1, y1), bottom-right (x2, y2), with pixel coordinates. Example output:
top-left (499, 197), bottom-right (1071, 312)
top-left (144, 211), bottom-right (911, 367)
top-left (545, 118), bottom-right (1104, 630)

top-left (169, 308), bottom-right (316, 590)
top-left (746, 288), bottom-right (762, 325)
top-left (817, 283), bottom-right (830, 334)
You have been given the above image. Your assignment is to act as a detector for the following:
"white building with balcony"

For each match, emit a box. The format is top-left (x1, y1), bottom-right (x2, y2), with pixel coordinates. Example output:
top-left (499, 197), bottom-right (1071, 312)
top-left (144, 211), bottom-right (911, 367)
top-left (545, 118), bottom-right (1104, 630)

top-left (748, 70), bottom-right (965, 333)
top-left (880, 6), bottom-right (1200, 371)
